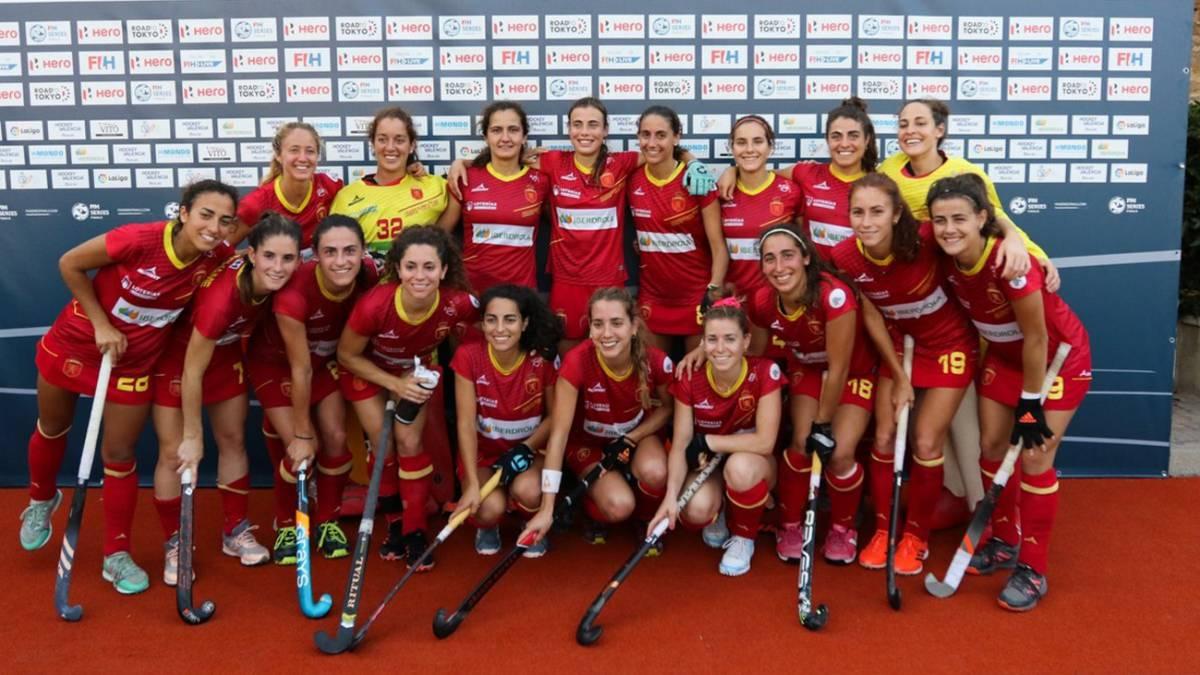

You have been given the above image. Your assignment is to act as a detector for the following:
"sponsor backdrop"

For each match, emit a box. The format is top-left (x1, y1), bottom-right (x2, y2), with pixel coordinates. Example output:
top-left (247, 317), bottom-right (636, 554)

top-left (0, 0), bottom-right (1190, 485)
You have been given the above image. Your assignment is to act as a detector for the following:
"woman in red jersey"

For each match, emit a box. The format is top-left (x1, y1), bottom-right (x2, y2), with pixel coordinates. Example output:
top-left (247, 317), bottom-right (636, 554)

top-left (652, 298), bottom-right (783, 576)
top-left (234, 121), bottom-right (343, 254)
top-left (152, 214), bottom-right (301, 584)
top-left (451, 284), bottom-right (560, 558)
top-left (521, 288), bottom-right (673, 552)
top-left (928, 175), bottom-right (1091, 612)
top-left (437, 102), bottom-right (550, 294)
top-left (629, 105), bottom-right (727, 354)
top-left (245, 215), bottom-right (376, 564)
top-left (337, 226), bottom-right (478, 571)
top-left (21, 180), bottom-right (238, 595)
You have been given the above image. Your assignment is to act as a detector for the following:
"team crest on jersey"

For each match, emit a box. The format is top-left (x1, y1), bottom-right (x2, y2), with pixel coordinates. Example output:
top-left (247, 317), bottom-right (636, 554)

top-left (169, 377), bottom-right (182, 398)
top-left (280, 379), bottom-right (292, 398)
top-left (639, 304), bottom-right (652, 321)
top-left (62, 358), bottom-right (83, 379)
top-left (317, 205), bottom-right (329, 219)
top-left (411, 188), bottom-right (424, 200)
top-left (600, 171), bottom-right (616, 188)
top-left (191, 269), bottom-right (208, 286)
top-left (670, 193), bottom-right (687, 213)
top-left (807, 316), bottom-right (824, 336)
top-left (986, 284), bottom-right (1007, 307)
top-left (524, 376), bottom-right (541, 395)
top-left (982, 368), bottom-right (997, 386)
top-left (435, 322), bottom-right (451, 340)
top-left (524, 186), bottom-right (540, 204)
top-left (769, 198), bottom-right (785, 217)
top-left (737, 391), bottom-right (755, 412)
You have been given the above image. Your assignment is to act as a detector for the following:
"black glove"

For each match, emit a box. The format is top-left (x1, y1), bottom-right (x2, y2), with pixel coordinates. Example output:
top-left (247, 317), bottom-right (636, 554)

top-left (1011, 396), bottom-right (1053, 449)
top-left (602, 436), bottom-right (637, 468)
top-left (685, 433), bottom-right (712, 471)
top-left (496, 443), bottom-right (534, 485)
top-left (805, 422), bottom-right (836, 465)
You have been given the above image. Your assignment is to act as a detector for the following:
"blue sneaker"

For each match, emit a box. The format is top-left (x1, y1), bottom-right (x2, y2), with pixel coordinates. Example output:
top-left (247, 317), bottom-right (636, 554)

top-left (19, 490), bottom-right (62, 551)
top-left (474, 527), bottom-right (501, 555)
top-left (522, 536), bottom-right (549, 559)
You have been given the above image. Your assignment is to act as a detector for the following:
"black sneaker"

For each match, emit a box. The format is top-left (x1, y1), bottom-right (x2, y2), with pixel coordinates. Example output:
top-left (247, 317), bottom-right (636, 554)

top-left (273, 526), bottom-right (298, 566)
top-left (967, 537), bottom-right (1019, 576)
top-left (378, 520), bottom-right (406, 561)
top-left (998, 563), bottom-right (1048, 612)
top-left (404, 530), bottom-right (434, 572)
top-left (316, 521), bottom-right (350, 559)
top-left (584, 519), bottom-right (608, 545)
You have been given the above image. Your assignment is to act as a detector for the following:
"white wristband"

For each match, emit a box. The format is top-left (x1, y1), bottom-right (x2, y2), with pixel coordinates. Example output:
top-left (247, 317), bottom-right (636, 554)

top-left (540, 469), bottom-right (562, 494)
top-left (1020, 390), bottom-right (1042, 400)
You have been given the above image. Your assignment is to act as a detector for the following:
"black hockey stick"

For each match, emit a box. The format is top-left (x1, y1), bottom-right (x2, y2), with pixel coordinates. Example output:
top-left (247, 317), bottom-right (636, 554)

top-left (797, 452), bottom-right (828, 630)
top-left (177, 468), bottom-right (215, 624)
top-left (886, 336), bottom-right (914, 611)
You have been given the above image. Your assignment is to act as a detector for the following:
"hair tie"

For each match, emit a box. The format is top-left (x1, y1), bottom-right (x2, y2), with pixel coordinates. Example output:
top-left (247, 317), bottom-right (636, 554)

top-left (712, 297), bottom-right (742, 310)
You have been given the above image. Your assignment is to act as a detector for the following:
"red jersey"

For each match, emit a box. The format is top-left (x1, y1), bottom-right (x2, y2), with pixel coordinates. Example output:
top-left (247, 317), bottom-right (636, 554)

top-left (670, 357), bottom-right (783, 435)
top-left (557, 341), bottom-right (673, 443)
top-left (237, 172), bottom-right (342, 251)
top-left (747, 273), bottom-right (875, 374)
top-left (942, 236), bottom-right (1088, 368)
top-left (346, 283), bottom-right (479, 374)
top-left (43, 221), bottom-right (233, 375)
top-left (830, 222), bottom-right (975, 354)
top-left (628, 162), bottom-right (719, 304)
top-left (541, 149), bottom-right (640, 286)
top-left (719, 172), bottom-right (803, 297)
top-left (169, 256), bottom-right (271, 352)
top-left (449, 341), bottom-right (557, 460)
top-left (791, 163), bottom-right (862, 261)
top-left (454, 164), bottom-right (549, 291)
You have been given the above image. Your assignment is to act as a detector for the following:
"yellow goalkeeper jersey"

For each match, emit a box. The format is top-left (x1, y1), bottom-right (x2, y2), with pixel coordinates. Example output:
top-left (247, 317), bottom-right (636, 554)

top-left (331, 174), bottom-right (449, 254)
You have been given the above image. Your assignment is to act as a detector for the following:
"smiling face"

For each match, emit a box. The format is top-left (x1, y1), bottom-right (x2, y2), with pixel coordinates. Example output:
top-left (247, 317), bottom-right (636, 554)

top-left (396, 243), bottom-right (445, 302)
top-left (485, 109), bottom-right (526, 165)
top-left (897, 101), bottom-right (945, 160)
top-left (731, 120), bottom-right (772, 175)
top-left (568, 105), bottom-right (607, 158)
top-left (179, 191), bottom-right (236, 253)
top-left (315, 226), bottom-right (362, 290)
top-left (589, 299), bottom-right (635, 362)
top-left (759, 233), bottom-right (810, 298)
top-left (930, 195), bottom-right (988, 259)
top-left (277, 127), bottom-right (319, 184)
top-left (826, 117), bottom-right (868, 173)
top-left (703, 317), bottom-right (749, 374)
top-left (849, 185), bottom-right (900, 252)
top-left (371, 116), bottom-right (412, 178)
top-left (249, 234), bottom-right (300, 294)
top-left (483, 297), bottom-right (527, 355)
top-left (636, 113), bottom-right (679, 168)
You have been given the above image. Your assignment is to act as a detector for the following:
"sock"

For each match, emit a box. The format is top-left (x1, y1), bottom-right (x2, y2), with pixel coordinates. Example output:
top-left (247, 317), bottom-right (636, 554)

top-left (154, 496), bottom-right (182, 540)
top-left (904, 454), bottom-right (945, 541)
top-left (374, 454), bottom-right (402, 525)
top-left (398, 452), bottom-right (433, 534)
top-left (980, 456), bottom-right (1022, 546)
top-left (510, 495), bottom-right (539, 521)
top-left (1018, 468), bottom-right (1059, 575)
top-left (28, 422), bottom-right (69, 501)
top-left (826, 461), bottom-right (864, 528)
top-left (315, 452), bottom-right (352, 523)
top-left (776, 447), bottom-right (812, 524)
top-left (218, 474), bottom-right (250, 536)
top-left (633, 479), bottom-right (666, 522)
top-left (274, 458), bottom-right (297, 529)
top-left (726, 480), bottom-right (770, 539)
top-left (869, 450), bottom-right (894, 532)
top-left (102, 460), bottom-right (138, 556)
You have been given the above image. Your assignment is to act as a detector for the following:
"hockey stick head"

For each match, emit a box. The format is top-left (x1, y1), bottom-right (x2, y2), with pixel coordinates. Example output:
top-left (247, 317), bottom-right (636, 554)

top-left (801, 604), bottom-right (828, 631)
top-left (923, 573), bottom-right (956, 599)
top-left (576, 618), bottom-right (603, 646)
top-left (887, 587), bottom-right (902, 611)
top-left (56, 598), bottom-right (82, 622)
top-left (432, 608), bottom-right (463, 639)
top-left (179, 600), bottom-right (216, 625)
top-left (302, 593), bottom-right (334, 619)
top-left (314, 627), bottom-right (355, 655)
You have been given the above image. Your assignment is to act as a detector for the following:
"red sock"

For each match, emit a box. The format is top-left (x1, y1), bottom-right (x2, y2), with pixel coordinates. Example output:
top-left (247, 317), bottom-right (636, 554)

top-left (904, 455), bottom-right (944, 541)
top-left (218, 474), bottom-right (250, 536)
top-left (315, 452), bottom-right (352, 523)
top-left (776, 447), bottom-right (811, 524)
top-left (869, 451), bottom-right (893, 532)
top-left (980, 456), bottom-right (1022, 546)
top-left (826, 461), bottom-right (864, 528)
top-left (398, 453), bottom-right (433, 534)
top-left (28, 422), bottom-right (69, 501)
top-left (102, 460), bottom-right (138, 555)
top-left (633, 479), bottom-right (666, 522)
top-left (510, 497), bottom-right (538, 521)
top-left (1018, 468), bottom-right (1059, 575)
top-left (274, 458), bottom-right (297, 528)
top-left (726, 480), bottom-right (770, 539)
top-left (154, 496), bottom-right (181, 540)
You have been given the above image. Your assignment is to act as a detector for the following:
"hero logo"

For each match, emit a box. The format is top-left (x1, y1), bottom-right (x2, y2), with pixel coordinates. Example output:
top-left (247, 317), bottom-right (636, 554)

top-left (755, 15), bottom-right (799, 38)
top-left (338, 48), bottom-right (383, 71)
top-left (440, 77), bottom-right (486, 101)
top-left (598, 15), bottom-right (644, 38)
top-left (388, 78), bottom-right (435, 101)
top-left (648, 76), bottom-right (694, 99)
top-left (129, 51), bottom-right (176, 74)
top-left (492, 16), bottom-right (539, 38)
top-left (754, 46), bottom-right (800, 69)
top-left (27, 53), bottom-right (74, 76)
top-left (907, 16), bottom-right (952, 39)
top-left (905, 77), bottom-right (951, 98)
top-left (649, 15), bottom-right (695, 39)
top-left (283, 18), bottom-right (330, 41)
top-left (0, 22), bottom-right (19, 46)
top-left (286, 79), bottom-right (333, 102)
top-left (701, 15), bottom-right (748, 39)
top-left (1109, 18), bottom-right (1154, 42)
top-left (179, 19), bottom-right (225, 43)
top-left (805, 76), bottom-right (851, 99)
top-left (957, 17), bottom-right (1002, 40)
top-left (1057, 77), bottom-right (1101, 101)
top-left (386, 16), bottom-right (433, 40)
top-left (440, 47), bottom-right (487, 71)
top-left (598, 76), bottom-right (645, 99)
top-left (546, 16), bottom-right (591, 39)
top-left (126, 20), bottom-right (172, 44)
top-left (234, 79), bottom-right (279, 103)
top-left (231, 18), bottom-right (277, 43)
top-left (232, 49), bottom-right (278, 73)
top-left (857, 76), bottom-right (902, 99)
top-left (704, 46), bottom-right (746, 68)
top-left (958, 47), bottom-right (1002, 70)
top-left (0, 82), bottom-right (24, 107)
top-left (1006, 78), bottom-right (1052, 101)
top-left (494, 47), bottom-right (537, 70)
top-left (857, 45), bottom-right (903, 69)
top-left (1009, 17), bottom-right (1054, 40)
top-left (1107, 78), bottom-right (1151, 102)
top-left (77, 21), bottom-right (123, 44)
top-left (546, 46), bottom-right (591, 69)
top-left (648, 46), bottom-right (694, 68)
top-left (1058, 48), bottom-right (1102, 71)
top-left (806, 15), bottom-right (852, 39)
top-left (701, 77), bottom-right (746, 99)
top-left (182, 81), bottom-right (229, 104)
top-left (907, 46), bottom-right (951, 69)
top-left (29, 82), bottom-right (75, 106)
top-left (80, 82), bottom-right (127, 105)
top-left (492, 77), bottom-right (540, 100)
top-left (287, 49), bottom-right (329, 72)
top-left (1109, 48), bottom-right (1151, 72)
top-left (336, 17), bottom-right (381, 41)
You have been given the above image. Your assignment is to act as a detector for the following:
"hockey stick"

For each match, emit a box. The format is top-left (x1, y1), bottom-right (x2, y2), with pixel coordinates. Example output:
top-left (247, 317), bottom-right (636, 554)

top-left (177, 468), bottom-right (216, 624)
top-left (54, 351), bottom-right (112, 622)
top-left (797, 452), bottom-right (828, 630)
top-left (924, 343), bottom-right (1072, 599)
top-left (313, 398), bottom-right (396, 654)
top-left (296, 460), bottom-right (333, 619)
top-left (886, 335), bottom-right (915, 611)
top-left (576, 453), bottom-right (725, 646)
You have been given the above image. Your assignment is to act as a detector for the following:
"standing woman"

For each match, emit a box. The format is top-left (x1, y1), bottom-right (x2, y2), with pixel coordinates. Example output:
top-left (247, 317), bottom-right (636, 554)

top-left (244, 215), bottom-right (376, 563)
top-left (520, 288), bottom-right (673, 550)
top-left (929, 175), bottom-right (1091, 611)
top-left (337, 226), bottom-right (478, 571)
top-left (21, 181), bottom-right (238, 595)
top-left (153, 214), bottom-right (301, 584)
top-left (628, 105), bottom-right (728, 354)
top-left (653, 298), bottom-right (783, 576)
top-left (450, 285), bottom-right (560, 557)
top-left (437, 102), bottom-right (550, 293)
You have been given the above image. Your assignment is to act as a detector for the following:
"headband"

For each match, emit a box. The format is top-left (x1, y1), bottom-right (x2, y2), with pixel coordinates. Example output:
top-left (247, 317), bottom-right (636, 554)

top-left (758, 226), bottom-right (809, 254)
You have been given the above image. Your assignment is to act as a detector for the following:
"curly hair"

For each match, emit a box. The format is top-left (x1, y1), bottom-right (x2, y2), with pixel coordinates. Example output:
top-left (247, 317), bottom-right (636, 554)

top-left (479, 284), bottom-right (562, 360)
top-left (383, 226), bottom-right (470, 292)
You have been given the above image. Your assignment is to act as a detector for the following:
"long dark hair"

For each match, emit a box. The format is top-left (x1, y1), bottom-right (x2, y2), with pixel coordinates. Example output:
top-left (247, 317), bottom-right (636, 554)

top-left (312, 214), bottom-right (370, 289)
top-left (637, 105), bottom-right (685, 162)
top-left (926, 174), bottom-right (1002, 239)
top-left (480, 284), bottom-right (562, 360)
top-left (827, 97), bottom-right (878, 172)
top-left (176, 179), bottom-right (238, 236)
top-left (384, 226), bottom-right (470, 292)
top-left (568, 96), bottom-right (609, 187)
top-left (849, 174), bottom-right (922, 263)
top-left (758, 225), bottom-right (825, 311)
top-left (239, 212), bottom-right (302, 303)
top-left (899, 98), bottom-right (950, 148)
top-left (368, 106), bottom-right (419, 167)
top-left (472, 101), bottom-right (529, 169)
top-left (588, 287), bottom-right (652, 410)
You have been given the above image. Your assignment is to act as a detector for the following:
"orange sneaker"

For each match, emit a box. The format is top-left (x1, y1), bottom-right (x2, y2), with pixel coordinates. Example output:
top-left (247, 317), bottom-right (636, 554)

top-left (893, 533), bottom-right (929, 576)
top-left (857, 530), bottom-right (889, 570)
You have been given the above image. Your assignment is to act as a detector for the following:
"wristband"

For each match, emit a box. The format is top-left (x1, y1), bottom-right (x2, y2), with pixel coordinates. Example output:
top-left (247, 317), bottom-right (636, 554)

top-left (541, 469), bottom-right (562, 494)
top-left (1020, 390), bottom-right (1042, 400)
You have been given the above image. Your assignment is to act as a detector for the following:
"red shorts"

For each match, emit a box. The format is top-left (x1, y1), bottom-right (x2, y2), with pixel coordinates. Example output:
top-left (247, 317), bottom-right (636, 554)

top-left (979, 347), bottom-right (1092, 411)
top-left (340, 363), bottom-right (444, 403)
top-left (788, 363), bottom-right (876, 411)
top-left (35, 335), bottom-right (153, 406)
top-left (549, 280), bottom-right (598, 340)
top-left (638, 298), bottom-right (702, 337)
top-left (153, 343), bottom-right (248, 408)
top-left (247, 357), bottom-right (341, 409)
top-left (879, 341), bottom-right (978, 390)
top-left (564, 439), bottom-right (606, 476)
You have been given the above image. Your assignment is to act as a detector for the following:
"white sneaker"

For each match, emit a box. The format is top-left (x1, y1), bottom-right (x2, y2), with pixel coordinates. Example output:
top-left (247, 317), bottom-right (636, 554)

top-left (719, 535), bottom-right (756, 577)
top-left (162, 533), bottom-right (196, 586)
top-left (221, 520), bottom-right (270, 566)
top-left (702, 509), bottom-right (730, 549)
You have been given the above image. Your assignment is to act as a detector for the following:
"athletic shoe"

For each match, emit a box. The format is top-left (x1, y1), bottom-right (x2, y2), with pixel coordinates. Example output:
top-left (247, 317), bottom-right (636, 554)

top-left (857, 530), bottom-right (889, 570)
top-left (774, 521), bottom-right (805, 563)
top-left (702, 510), bottom-right (730, 549)
top-left (892, 533), bottom-right (929, 576)
top-left (522, 536), bottom-right (549, 559)
top-left (998, 563), bottom-right (1048, 612)
top-left (404, 530), bottom-right (434, 572)
top-left (644, 535), bottom-right (665, 558)
top-left (102, 551), bottom-right (150, 595)
top-left (719, 535), bottom-right (756, 577)
top-left (474, 527), bottom-right (501, 556)
top-left (967, 537), bottom-right (1019, 576)
top-left (273, 526), bottom-right (298, 566)
top-left (822, 524), bottom-right (858, 565)
top-left (19, 490), bottom-right (62, 551)
top-left (164, 533), bottom-right (181, 587)
top-left (584, 520), bottom-right (608, 545)
top-left (379, 521), bottom-right (406, 561)
top-left (221, 520), bottom-right (270, 566)
top-left (316, 521), bottom-right (350, 559)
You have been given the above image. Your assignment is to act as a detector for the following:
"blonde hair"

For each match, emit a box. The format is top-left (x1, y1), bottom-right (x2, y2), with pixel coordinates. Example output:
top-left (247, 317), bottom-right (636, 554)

top-left (262, 122), bottom-right (322, 186)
